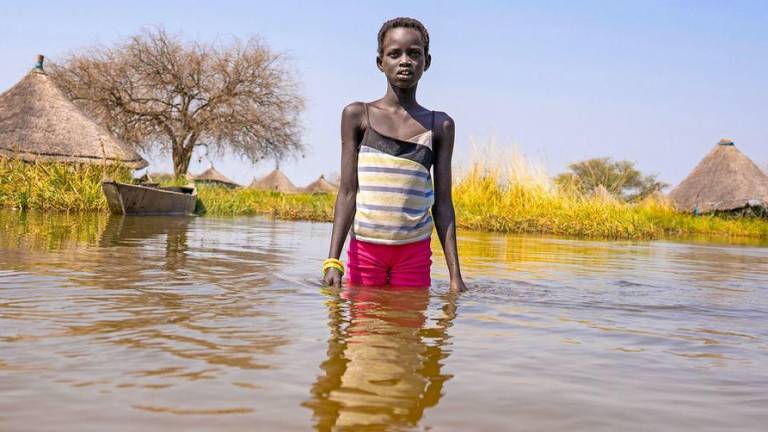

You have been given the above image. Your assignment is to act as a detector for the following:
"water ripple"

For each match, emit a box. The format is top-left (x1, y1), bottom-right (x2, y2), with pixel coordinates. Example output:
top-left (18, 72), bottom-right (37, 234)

top-left (0, 212), bottom-right (766, 431)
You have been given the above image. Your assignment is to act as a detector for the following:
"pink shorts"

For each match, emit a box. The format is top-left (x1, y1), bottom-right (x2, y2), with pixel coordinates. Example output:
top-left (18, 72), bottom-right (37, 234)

top-left (346, 237), bottom-right (432, 287)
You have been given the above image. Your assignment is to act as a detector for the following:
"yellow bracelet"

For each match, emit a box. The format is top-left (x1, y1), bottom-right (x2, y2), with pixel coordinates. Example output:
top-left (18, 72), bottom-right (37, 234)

top-left (323, 260), bottom-right (344, 272)
top-left (322, 263), bottom-right (344, 276)
top-left (323, 262), bottom-right (343, 272)
top-left (324, 258), bottom-right (343, 267)
top-left (322, 259), bottom-right (345, 276)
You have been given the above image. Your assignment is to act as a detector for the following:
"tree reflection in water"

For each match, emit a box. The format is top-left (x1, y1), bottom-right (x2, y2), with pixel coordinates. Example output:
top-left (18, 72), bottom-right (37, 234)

top-left (304, 286), bottom-right (458, 431)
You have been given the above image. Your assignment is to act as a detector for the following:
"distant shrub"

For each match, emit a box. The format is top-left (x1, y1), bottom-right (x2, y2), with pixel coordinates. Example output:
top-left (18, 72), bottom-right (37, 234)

top-left (555, 157), bottom-right (668, 201)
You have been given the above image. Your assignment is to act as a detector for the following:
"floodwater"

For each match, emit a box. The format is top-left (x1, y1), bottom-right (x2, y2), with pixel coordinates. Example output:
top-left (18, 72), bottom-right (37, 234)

top-left (1, 210), bottom-right (766, 432)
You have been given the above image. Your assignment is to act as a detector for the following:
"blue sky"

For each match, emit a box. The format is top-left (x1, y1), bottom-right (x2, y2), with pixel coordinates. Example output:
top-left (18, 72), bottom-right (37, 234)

top-left (2, 0), bottom-right (767, 187)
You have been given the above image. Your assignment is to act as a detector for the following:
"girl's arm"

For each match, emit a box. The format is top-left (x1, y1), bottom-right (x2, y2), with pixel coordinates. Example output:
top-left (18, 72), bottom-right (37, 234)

top-left (324, 102), bottom-right (364, 287)
top-left (432, 113), bottom-right (467, 292)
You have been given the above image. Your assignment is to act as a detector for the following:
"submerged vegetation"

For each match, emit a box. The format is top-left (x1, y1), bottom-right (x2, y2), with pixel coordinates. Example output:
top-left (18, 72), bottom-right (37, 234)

top-left (2, 152), bottom-right (768, 240)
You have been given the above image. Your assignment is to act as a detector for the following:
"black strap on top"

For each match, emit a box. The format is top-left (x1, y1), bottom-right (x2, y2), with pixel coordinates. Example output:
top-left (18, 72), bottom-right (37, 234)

top-left (431, 110), bottom-right (435, 135)
top-left (363, 102), bottom-right (370, 130)
top-left (364, 102), bottom-right (435, 141)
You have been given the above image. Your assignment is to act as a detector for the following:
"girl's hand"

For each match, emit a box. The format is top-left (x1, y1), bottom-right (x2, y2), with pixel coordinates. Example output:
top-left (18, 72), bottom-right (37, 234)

top-left (449, 278), bottom-right (468, 293)
top-left (323, 268), bottom-right (343, 288)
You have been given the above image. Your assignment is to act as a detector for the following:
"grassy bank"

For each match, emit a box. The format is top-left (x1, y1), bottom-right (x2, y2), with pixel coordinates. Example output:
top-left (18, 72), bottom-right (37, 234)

top-left (453, 164), bottom-right (768, 239)
top-left (450, 147), bottom-right (768, 239)
top-left (0, 159), bottom-right (131, 211)
top-left (198, 187), bottom-right (335, 221)
top-left (195, 158), bottom-right (768, 239)
top-left (2, 157), bottom-right (768, 240)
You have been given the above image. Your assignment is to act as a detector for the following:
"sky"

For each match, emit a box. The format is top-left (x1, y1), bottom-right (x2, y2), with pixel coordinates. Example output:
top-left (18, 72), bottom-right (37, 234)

top-left (2, 0), bottom-right (767, 187)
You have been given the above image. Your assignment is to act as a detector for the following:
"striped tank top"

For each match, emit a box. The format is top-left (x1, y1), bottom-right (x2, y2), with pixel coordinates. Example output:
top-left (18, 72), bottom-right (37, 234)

top-left (353, 104), bottom-right (435, 245)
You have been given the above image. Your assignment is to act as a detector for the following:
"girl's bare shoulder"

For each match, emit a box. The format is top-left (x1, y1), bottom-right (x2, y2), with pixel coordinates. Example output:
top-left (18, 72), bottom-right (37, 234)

top-left (431, 110), bottom-right (455, 139)
top-left (341, 101), bottom-right (367, 119)
top-left (341, 102), bottom-right (368, 132)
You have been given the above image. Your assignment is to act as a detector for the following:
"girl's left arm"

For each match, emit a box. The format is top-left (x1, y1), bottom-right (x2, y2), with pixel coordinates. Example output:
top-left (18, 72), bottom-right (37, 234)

top-left (432, 113), bottom-right (467, 293)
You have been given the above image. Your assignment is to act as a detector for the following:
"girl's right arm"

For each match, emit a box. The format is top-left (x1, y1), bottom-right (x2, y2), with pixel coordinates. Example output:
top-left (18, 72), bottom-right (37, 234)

top-left (323, 102), bottom-right (365, 287)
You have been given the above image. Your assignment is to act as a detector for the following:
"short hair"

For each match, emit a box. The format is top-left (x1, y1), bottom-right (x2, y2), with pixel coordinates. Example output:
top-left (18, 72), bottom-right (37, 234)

top-left (377, 17), bottom-right (430, 56)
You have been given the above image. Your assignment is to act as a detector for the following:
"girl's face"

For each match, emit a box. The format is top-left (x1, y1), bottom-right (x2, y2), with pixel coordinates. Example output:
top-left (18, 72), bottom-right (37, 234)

top-left (377, 27), bottom-right (431, 89)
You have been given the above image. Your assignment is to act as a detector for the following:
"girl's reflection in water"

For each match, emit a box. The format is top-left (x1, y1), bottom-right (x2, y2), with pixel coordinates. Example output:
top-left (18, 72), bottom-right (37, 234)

top-left (304, 285), bottom-right (458, 431)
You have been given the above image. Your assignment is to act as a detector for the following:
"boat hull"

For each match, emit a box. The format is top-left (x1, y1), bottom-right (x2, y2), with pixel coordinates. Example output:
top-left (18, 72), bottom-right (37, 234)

top-left (102, 181), bottom-right (197, 216)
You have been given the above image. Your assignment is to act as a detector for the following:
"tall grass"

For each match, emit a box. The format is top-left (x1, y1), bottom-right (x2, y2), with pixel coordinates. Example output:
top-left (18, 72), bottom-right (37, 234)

top-left (198, 145), bottom-right (768, 240)
top-left (197, 186), bottom-right (335, 221)
top-left (2, 152), bottom-right (767, 240)
top-left (452, 145), bottom-right (768, 239)
top-left (0, 158), bottom-right (131, 211)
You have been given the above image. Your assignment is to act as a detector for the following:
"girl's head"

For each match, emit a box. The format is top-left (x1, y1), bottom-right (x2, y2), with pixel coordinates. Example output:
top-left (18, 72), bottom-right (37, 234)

top-left (377, 17), bottom-right (431, 88)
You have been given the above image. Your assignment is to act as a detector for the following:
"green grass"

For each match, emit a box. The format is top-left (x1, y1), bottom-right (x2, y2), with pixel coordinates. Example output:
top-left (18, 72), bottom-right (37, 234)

top-left (0, 158), bottom-right (131, 211)
top-left (2, 156), bottom-right (768, 241)
top-left (196, 186), bottom-right (335, 221)
top-left (452, 163), bottom-right (768, 239)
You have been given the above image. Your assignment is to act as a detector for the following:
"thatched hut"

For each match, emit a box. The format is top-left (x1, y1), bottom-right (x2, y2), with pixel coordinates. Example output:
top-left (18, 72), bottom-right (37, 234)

top-left (0, 55), bottom-right (146, 169)
top-left (302, 175), bottom-right (338, 194)
top-left (669, 139), bottom-right (768, 214)
top-left (250, 169), bottom-right (297, 193)
top-left (193, 165), bottom-right (239, 188)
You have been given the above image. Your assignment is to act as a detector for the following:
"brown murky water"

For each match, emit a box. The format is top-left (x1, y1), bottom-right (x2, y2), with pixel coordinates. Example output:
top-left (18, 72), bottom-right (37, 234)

top-left (1, 210), bottom-right (767, 431)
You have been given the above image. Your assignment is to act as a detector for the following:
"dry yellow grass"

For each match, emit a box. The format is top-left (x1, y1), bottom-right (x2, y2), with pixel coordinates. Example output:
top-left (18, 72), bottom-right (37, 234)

top-left (0, 158), bottom-right (131, 211)
top-left (2, 148), bottom-right (768, 241)
top-left (451, 145), bottom-right (768, 239)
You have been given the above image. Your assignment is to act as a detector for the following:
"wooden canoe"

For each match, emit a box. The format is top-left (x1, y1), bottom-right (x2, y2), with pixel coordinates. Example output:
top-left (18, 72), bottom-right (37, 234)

top-left (102, 181), bottom-right (197, 215)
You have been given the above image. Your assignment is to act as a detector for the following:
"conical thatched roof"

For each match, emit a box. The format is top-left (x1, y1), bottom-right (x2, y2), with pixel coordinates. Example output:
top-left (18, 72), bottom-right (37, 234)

top-left (250, 169), bottom-right (297, 193)
top-left (669, 139), bottom-right (768, 213)
top-left (302, 174), bottom-right (338, 194)
top-left (0, 57), bottom-right (147, 169)
top-left (193, 165), bottom-right (239, 188)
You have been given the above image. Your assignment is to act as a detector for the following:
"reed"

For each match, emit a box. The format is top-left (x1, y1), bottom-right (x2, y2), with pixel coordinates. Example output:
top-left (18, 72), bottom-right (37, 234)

top-left (196, 186), bottom-right (335, 221)
top-left (453, 166), bottom-right (768, 239)
top-left (198, 150), bottom-right (768, 239)
top-left (0, 158), bottom-right (131, 211)
top-left (451, 146), bottom-right (768, 239)
top-left (1, 153), bottom-right (767, 240)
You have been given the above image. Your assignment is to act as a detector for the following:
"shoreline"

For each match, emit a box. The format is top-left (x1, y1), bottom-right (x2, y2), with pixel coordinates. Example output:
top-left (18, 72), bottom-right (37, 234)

top-left (3, 192), bottom-right (768, 244)
top-left (2, 159), bottom-right (768, 242)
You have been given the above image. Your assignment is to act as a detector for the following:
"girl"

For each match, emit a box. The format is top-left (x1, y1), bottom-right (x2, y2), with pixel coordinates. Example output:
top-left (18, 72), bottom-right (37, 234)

top-left (323, 17), bottom-right (466, 292)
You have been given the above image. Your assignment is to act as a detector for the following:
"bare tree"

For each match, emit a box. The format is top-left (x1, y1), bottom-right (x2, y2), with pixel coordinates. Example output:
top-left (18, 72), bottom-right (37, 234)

top-left (50, 27), bottom-right (304, 176)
